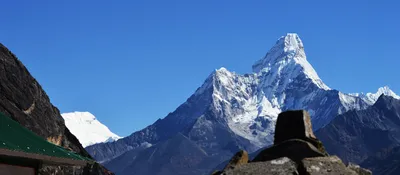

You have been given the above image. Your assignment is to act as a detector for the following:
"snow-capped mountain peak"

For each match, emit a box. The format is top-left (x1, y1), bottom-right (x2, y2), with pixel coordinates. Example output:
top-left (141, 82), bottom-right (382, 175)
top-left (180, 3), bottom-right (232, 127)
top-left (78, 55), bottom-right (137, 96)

top-left (186, 34), bottom-right (368, 147)
top-left (376, 86), bottom-right (400, 99)
top-left (281, 33), bottom-right (304, 52)
top-left (350, 86), bottom-right (400, 105)
top-left (252, 33), bottom-right (329, 90)
top-left (192, 34), bottom-right (339, 147)
top-left (62, 112), bottom-right (121, 147)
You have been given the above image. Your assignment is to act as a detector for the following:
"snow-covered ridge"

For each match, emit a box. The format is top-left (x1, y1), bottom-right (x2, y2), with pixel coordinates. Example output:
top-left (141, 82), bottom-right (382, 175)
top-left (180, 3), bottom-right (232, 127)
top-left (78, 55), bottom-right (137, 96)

top-left (349, 86), bottom-right (400, 105)
top-left (62, 112), bottom-right (121, 147)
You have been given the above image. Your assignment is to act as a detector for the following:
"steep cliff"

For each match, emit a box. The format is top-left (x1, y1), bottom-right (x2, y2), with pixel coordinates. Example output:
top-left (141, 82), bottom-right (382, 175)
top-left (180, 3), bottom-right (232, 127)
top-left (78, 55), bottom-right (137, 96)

top-left (0, 43), bottom-right (112, 175)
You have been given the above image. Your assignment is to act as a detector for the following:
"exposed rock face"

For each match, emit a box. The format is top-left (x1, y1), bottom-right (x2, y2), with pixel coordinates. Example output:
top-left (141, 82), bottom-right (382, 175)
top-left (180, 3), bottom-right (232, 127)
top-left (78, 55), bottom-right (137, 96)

top-left (0, 44), bottom-right (81, 154)
top-left (214, 110), bottom-right (370, 175)
top-left (0, 43), bottom-right (112, 175)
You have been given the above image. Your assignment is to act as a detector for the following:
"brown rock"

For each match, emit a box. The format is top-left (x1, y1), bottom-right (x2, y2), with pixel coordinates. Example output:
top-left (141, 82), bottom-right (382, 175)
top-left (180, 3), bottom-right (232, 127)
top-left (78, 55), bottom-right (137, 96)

top-left (347, 163), bottom-right (372, 175)
top-left (302, 156), bottom-right (359, 175)
top-left (223, 150), bottom-right (249, 171)
top-left (224, 157), bottom-right (298, 175)
top-left (274, 110), bottom-right (316, 145)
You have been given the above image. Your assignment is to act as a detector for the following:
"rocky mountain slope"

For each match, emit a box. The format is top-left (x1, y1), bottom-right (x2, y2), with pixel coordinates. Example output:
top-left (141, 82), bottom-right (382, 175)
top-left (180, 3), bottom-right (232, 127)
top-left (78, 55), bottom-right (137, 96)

top-left (62, 112), bottom-right (121, 147)
top-left (361, 145), bottom-right (400, 175)
top-left (0, 43), bottom-right (112, 175)
top-left (116, 133), bottom-right (216, 175)
top-left (86, 33), bottom-right (398, 175)
top-left (316, 95), bottom-right (400, 174)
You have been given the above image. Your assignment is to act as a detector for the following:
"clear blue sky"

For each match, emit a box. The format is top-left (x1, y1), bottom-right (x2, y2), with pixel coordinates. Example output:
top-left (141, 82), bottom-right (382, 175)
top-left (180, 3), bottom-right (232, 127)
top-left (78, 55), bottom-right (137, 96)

top-left (0, 0), bottom-right (399, 136)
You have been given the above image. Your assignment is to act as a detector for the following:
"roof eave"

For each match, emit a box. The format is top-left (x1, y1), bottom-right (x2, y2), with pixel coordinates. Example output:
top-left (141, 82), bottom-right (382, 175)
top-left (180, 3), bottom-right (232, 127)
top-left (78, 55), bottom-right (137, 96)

top-left (0, 148), bottom-right (89, 166)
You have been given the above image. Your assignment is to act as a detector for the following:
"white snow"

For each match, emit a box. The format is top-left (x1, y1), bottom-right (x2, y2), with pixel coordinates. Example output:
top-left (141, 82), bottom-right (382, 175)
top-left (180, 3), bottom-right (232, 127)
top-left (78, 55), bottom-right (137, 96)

top-left (339, 92), bottom-right (359, 111)
top-left (252, 33), bottom-right (330, 91)
top-left (62, 112), bottom-right (122, 147)
top-left (349, 86), bottom-right (400, 105)
top-left (140, 142), bottom-right (153, 148)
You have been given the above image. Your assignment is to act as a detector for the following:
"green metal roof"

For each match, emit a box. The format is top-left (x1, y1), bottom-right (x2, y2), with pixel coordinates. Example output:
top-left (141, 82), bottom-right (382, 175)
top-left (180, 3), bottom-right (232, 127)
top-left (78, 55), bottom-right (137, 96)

top-left (0, 112), bottom-right (92, 166)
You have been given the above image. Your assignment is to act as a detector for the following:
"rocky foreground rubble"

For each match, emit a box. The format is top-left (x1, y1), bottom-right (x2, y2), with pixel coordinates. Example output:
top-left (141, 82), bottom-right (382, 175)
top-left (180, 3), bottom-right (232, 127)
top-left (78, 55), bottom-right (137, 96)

top-left (212, 110), bottom-right (372, 175)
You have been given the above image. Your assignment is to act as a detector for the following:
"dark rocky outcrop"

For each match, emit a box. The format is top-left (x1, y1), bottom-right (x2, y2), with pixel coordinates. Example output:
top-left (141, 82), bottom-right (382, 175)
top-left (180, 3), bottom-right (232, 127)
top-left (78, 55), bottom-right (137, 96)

top-left (0, 43), bottom-right (112, 175)
top-left (213, 110), bottom-right (370, 175)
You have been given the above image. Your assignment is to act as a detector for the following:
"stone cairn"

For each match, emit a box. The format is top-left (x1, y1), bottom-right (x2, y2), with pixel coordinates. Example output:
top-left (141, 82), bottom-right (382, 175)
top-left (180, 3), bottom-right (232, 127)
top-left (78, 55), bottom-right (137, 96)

top-left (212, 110), bottom-right (372, 175)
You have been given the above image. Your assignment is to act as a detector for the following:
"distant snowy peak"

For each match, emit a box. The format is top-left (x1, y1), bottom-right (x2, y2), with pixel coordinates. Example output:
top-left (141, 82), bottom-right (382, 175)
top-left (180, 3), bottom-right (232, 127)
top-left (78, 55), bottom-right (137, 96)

top-left (62, 112), bottom-right (121, 147)
top-left (350, 86), bottom-right (400, 105)
top-left (375, 86), bottom-right (400, 99)
top-left (252, 33), bottom-right (330, 90)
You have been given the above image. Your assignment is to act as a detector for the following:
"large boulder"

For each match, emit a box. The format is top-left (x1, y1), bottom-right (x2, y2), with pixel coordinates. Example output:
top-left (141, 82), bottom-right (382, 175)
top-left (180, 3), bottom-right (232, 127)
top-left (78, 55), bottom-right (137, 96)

top-left (274, 110), bottom-right (316, 145)
top-left (274, 110), bottom-right (328, 154)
